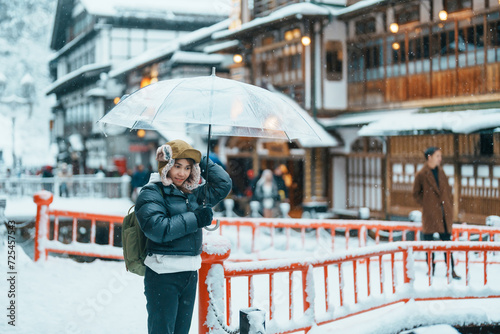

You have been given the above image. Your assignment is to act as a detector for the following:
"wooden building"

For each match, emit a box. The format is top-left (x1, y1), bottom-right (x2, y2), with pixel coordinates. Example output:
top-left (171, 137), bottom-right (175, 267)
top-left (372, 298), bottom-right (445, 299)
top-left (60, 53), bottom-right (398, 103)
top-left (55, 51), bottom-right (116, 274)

top-left (210, 1), bottom-right (343, 216)
top-left (46, 0), bottom-right (230, 173)
top-left (326, 0), bottom-right (500, 224)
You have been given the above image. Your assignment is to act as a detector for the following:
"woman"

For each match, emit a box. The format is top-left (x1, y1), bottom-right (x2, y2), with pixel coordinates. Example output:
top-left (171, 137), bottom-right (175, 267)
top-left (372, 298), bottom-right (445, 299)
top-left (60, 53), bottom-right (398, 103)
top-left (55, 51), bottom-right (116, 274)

top-left (135, 139), bottom-right (232, 334)
top-left (254, 169), bottom-right (279, 218)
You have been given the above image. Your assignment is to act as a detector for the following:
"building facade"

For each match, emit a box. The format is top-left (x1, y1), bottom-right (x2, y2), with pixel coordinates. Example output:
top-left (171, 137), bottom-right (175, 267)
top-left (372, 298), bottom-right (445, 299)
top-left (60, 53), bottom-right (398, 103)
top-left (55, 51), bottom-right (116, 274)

top-left (210, 1), bottom-right (344, 216)
top-left (327, 0), bottom-right (500, 224)
top-left (47, 0), bottom-right (230, 174)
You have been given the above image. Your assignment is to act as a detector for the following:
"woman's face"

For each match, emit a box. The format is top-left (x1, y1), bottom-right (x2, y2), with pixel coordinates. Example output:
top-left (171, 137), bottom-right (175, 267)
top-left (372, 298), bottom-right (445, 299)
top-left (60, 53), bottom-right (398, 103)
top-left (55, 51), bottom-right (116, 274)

top-left (167, 158), bottom-right (192, 187)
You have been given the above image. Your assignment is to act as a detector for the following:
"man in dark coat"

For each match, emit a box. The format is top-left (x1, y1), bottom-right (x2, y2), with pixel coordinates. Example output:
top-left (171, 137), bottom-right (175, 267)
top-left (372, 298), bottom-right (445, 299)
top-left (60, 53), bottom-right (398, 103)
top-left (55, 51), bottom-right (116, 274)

top-left (413, 146), bottom-right (460, 279)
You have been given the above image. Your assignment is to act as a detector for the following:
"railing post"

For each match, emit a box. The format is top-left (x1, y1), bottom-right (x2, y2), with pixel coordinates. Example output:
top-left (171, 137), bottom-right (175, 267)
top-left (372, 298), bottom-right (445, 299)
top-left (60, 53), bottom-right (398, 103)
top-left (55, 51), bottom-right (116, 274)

top-left (121, 174), bottom-right (131, 198)
top-left (302, 265), bottom-right (314, 333)
top-left (199, 236), bottom-right (231, 334)
top-left (33, 190), bottom-right (53, 262)
top-left (53, 177), bottom-right (60, 199)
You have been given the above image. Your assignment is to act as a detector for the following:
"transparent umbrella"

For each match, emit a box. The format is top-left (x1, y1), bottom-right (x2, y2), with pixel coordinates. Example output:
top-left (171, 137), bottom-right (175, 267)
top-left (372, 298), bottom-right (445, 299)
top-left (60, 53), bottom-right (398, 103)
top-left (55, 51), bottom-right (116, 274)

top-left (99, 70), bottom-right (320, 141)
top-left (98, 69), bottom-right (322, 227)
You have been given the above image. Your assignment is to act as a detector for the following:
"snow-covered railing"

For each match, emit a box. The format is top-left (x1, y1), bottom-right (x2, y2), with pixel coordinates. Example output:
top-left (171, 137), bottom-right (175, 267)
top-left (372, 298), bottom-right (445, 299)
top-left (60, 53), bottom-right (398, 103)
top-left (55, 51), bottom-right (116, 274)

top-left (1, 174), bottom-right (130, 198)
top-left (215, 217), bottom-right (500, 256)
top-left (32, 192), bottom-right (500, 333)
top-left (33, 191), bottom-right (124, 261)
top-left (200, 240), bottom-right (500, 334)
top-left (33, 191), bottom-right (500, 263)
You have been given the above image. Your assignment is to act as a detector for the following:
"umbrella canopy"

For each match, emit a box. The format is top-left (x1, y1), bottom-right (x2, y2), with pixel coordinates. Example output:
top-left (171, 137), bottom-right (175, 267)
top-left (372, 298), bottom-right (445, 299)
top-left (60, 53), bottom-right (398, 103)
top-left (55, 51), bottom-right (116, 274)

top-left (98, 72), bottom-right (322, 142)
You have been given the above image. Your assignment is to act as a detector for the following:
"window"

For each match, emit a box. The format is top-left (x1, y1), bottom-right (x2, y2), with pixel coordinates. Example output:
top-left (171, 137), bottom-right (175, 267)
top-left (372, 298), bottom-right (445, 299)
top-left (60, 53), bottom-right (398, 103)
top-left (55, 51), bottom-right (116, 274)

top-left (366, 45), bottom-right (381, 69)
top-left (262, 35), bottom-right (275, 46)
top-left (444, 0), bottom-right (472, 13)
top-left (480, 134), bottom-right (494, 156)
top-left (325, 41), bottom-right (343, 81)
top-left (356, 18), bottom-right (376, 35)
top-left (290, 54), bottom-right (301, 70)
top-left (395, 4), bottom-right (420, 26)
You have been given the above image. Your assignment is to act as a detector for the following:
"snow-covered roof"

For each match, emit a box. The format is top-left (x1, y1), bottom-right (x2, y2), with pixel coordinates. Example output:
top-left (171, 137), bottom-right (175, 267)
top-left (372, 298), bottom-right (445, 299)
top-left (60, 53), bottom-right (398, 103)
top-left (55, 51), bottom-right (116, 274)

top-left (203, 40), bottom-right (240, 54)
top-left (109, 19), bottom-right (231, 79)
top-left (169, 51), bottom-right (229, 65)
top-left (319, 108), bottom-right (418, 128)
top-left (335, 0), bottom-right (386, 17)
top-left (213, 3), bottom-right (339, 40)
top-left (45, 62), bottom-right (111, 95)
top-left (79, 0), bottom-right (232, 17)
top-left (358, 108), bottom-right (500, 136)
top-left (316, 0), bottom-right (347, 6)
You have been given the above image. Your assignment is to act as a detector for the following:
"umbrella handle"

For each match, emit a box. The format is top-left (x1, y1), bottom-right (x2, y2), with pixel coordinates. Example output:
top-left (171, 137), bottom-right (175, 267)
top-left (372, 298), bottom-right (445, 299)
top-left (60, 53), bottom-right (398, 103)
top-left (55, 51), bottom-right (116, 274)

top-left (203, 219), bottom-right (220, 231)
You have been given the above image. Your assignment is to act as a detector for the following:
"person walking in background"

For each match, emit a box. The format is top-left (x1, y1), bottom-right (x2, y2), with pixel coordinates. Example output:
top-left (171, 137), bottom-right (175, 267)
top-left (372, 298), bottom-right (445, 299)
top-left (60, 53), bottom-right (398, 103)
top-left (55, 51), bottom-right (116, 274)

top-left (273, 164), bottom-right (289, 203)
top-left (135, 139), bottom-right (231, 334)
top-left (254, 169), bottom-right (279, 218)
top-left (41, 165), bottom-right (54, 192)
top-left (130, 164), bottom-right (149, 202)
top-left (413, 146), bottom-right (460, 279)
top-left (57, 163), bottom-right (72, 197)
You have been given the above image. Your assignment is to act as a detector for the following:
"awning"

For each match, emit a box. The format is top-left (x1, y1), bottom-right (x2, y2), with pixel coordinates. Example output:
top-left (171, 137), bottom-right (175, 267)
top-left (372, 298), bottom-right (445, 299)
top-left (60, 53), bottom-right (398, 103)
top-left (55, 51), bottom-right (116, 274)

top-left (358, 108), bottom-right (500, 136)
top-left (46, 63), bottom-right (111, 95)
top-left (319, 108), bottom-right (418, 129)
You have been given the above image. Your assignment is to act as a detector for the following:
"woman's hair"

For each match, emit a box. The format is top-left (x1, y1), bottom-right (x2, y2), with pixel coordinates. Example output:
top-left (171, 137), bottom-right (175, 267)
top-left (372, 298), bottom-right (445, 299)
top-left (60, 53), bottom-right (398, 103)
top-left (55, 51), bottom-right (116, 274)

top-left (424, 146), bottom-right (441, 160)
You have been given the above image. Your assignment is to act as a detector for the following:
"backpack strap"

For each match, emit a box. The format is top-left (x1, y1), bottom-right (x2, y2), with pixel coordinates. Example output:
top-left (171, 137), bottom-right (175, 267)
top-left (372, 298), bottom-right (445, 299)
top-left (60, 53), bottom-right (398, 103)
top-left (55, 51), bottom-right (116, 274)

top-left (154, 182), bottom-right (166, 198)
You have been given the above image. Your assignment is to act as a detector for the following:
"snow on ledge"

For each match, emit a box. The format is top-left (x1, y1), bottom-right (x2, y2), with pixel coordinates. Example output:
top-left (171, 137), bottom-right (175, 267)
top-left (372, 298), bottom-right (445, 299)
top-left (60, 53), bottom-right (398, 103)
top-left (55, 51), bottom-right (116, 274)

top-left (203, 234), bottom-right (231, 255)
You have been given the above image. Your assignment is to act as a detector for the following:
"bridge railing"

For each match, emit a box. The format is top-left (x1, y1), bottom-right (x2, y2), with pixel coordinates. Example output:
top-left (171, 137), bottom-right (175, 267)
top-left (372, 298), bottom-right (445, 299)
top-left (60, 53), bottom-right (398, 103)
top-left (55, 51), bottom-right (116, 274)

top-left (31, 191), bottom-right (500, 333)
top-left (200, 241), bottom-right (500, 333)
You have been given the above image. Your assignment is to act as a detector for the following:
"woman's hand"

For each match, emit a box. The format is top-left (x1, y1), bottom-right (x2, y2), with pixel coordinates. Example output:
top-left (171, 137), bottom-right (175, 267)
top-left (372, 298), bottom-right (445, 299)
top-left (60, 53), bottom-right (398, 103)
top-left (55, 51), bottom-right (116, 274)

top-left (194, 206), bottom-right (214, 228)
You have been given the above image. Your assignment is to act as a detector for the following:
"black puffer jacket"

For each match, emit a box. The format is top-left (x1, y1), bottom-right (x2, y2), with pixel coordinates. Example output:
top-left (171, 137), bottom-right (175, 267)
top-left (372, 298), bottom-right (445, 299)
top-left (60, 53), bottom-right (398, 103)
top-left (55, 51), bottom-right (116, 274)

top-left (135, 156), bottom-right (231, 256)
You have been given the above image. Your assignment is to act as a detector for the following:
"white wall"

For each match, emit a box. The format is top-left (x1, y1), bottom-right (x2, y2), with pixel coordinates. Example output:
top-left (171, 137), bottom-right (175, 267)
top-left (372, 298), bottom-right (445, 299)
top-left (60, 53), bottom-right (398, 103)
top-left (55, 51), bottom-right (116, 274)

top-left (322, 20), bottom-right (347, 111)
top-left (332, 155), bottom-right (347, 209)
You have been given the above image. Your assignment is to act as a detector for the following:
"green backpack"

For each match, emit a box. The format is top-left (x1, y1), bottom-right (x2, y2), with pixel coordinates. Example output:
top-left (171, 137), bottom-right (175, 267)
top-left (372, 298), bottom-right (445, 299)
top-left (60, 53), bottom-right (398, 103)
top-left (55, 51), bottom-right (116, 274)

top-left (122, 183), bottom-right (165, 276)
top-left (122, 206), bottom-right (147, 276)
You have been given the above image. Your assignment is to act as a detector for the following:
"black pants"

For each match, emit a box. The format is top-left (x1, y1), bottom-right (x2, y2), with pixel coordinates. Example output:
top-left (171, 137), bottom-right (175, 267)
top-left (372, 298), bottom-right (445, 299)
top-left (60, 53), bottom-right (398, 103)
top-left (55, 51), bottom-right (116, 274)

top-left (144, 267), bottom-right (198, 334)
top-left (422, 232), bottom-right (455, 271)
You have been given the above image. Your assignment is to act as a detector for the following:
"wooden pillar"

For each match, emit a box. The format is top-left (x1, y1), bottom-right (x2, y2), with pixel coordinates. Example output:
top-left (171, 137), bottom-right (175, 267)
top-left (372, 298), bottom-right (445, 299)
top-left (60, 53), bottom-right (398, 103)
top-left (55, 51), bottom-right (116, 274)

top-left (304, 148), bottom-right (312, 202)
top-left (453, 134), bottom-right (460, 222)
top-left (252, 140), bottom-right (259, 175)
top-left (385, 138), bottom-right (392, 218)
top-left (313, 148), bottom-right (326, 200)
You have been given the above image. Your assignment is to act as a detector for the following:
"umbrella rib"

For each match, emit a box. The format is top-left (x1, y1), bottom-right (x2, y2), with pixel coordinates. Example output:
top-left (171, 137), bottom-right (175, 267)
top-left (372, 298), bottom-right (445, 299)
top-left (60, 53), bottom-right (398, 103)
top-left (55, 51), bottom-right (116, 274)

top-left (279, 97), bottom-right (322, 140)
top-left (131, 105), bottom-right (150, 129)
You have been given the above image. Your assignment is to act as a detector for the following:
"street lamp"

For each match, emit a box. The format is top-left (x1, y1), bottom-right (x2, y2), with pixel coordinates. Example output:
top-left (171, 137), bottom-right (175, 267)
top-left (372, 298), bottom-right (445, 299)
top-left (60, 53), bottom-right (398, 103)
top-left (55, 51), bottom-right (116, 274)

top-left (0, 72), bottom-right (36, 169)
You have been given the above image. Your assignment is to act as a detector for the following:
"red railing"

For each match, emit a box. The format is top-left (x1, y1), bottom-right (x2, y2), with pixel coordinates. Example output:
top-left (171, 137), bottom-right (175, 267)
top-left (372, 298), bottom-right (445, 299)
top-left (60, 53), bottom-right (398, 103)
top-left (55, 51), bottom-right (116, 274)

top-left (33, 192), bottom-right (500, 333)
top-left (34, 192), bottom-right (500, 261)
top-left (201, 241), bottom-right (500, 333)
top-left (33, 191), bottom-right (124, 261)
top-left (215, 217), bottom-right (500, 256)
